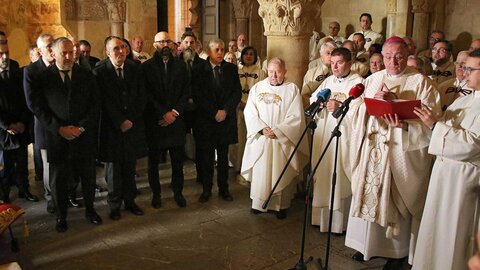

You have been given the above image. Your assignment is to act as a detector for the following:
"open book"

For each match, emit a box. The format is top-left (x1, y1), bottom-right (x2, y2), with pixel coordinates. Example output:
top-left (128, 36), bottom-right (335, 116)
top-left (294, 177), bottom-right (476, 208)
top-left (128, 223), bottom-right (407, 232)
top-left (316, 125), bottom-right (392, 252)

top-left (364, 98), bottom-right (421, 120)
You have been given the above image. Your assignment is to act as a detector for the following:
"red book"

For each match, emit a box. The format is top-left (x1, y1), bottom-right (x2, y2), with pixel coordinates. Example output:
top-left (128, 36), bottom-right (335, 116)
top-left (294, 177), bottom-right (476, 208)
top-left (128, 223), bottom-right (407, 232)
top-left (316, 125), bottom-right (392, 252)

top-left (364, 98), bottom-right (421, 120)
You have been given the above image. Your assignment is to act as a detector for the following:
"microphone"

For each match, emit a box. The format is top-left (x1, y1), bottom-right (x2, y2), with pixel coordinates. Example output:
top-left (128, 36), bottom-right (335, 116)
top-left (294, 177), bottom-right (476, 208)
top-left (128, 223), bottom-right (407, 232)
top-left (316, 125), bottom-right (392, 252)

top-left (332, 83), bottom-right (365, 118)
top-left (305, 88), bottom-right (331, 117)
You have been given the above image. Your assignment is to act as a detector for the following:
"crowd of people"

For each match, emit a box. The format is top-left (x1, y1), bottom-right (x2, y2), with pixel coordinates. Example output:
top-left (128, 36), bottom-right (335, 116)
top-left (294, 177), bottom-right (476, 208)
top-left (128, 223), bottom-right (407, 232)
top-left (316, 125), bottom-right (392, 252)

top-left (0, 11), bottom-right (479, 270)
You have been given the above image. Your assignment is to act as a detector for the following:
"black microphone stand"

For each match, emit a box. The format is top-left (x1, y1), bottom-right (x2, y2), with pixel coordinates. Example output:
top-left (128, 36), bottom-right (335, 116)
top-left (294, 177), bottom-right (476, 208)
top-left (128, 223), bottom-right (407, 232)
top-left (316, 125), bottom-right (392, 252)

top-left (262, 103), bottom-right (323, 270)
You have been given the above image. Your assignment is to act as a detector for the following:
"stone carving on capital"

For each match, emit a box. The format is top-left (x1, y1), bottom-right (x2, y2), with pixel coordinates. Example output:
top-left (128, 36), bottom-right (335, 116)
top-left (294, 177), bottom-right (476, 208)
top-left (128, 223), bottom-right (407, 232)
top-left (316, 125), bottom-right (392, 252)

top-left (231, 0), bottom-right (254, 19)
top-left (257, 0), bottom-right (323, 36)
top-left (103, 0), bottom-right (127, 22)
top-left (187, 0), bottom-right (201, 39)
top-left (76, 0), bottom-right (109, 20)
top-left (386, 0), bottom-right (397, 13)
top-left (411, 0), bottom-right (433, 13)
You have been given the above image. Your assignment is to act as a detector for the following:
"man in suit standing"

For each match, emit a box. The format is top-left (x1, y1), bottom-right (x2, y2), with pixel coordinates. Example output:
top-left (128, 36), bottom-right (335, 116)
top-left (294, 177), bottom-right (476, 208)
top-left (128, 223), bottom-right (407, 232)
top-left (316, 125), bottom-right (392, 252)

top-left (0, 36), bottom-right (38, 203)
top-left (93, 36), bottom-right (146, 220)
top-left (31, 37), bottom-right (102, 232)
top-left (192, 38), bottom-right (241, 203)
top-left (79, 40), bottom-right (100, 70)
top-left (142, 31), bottom-right (188, 209)
top-left (23, 33), bottom-right (55, 212)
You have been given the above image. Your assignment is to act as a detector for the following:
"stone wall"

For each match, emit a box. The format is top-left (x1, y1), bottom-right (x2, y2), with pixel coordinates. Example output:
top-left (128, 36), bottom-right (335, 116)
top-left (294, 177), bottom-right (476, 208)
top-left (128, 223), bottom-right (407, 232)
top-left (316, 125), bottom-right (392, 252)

top-left (444, 0), bottom-right (480, 54)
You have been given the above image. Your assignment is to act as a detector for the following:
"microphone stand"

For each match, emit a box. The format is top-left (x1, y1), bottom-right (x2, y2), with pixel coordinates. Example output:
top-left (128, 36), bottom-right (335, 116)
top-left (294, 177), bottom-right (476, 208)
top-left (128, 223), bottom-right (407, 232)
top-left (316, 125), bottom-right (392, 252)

top-left (262, 103), bottom-right (323, 270)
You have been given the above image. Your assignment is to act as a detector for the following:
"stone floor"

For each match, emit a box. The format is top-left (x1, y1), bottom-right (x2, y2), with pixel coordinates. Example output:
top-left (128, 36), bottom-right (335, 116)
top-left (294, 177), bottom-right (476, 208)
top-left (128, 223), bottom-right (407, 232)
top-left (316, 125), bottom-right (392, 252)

top-left (0, 158), bottom-right (399, 270)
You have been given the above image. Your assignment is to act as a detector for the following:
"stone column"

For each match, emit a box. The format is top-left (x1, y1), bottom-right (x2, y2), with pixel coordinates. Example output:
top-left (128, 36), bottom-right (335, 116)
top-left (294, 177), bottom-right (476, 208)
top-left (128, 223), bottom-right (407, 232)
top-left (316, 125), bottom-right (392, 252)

top-left (257, 0), bottom-right (324, 88)
top-left (386, 0), bottom-right (397, 38)
top-left (104, 0), bottom-right (126, 37)
top-left (411, 0), bottom-right (431, 53)
top-left (231, 0), bottom-right (254, 38)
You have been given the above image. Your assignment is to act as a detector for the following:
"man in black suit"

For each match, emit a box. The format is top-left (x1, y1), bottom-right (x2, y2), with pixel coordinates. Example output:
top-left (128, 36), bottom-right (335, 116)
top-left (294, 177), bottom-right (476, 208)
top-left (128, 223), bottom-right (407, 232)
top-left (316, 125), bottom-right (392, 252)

top-left (142, 31), bottom-right (188, 208)
top-left (79, 40), bottom-right (100, 70)
top-left (93, 36), bottom-right (146, 220)
top-left (0, 38), bottom-right (38, 203)
top-left (177, 31), bottom-right (206, 179)
top-left (24, 33), bottom-right (57, 212)
top-left (31, 37), bottom-right (102, 232)
top-left (192, 38), bottom-right (241, 203)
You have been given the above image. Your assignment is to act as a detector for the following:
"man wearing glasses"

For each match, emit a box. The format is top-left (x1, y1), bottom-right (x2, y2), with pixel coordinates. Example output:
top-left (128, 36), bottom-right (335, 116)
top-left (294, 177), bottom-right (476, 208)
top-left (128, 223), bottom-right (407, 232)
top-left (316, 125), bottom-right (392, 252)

top-left (412, 48), bottom-right (480, 270)
top-left (345, 36), bottom-right (440, 270)
top-left (429, 39), bottom-right (455, 85)
top-left (417, 30), bottom-right (446, 61)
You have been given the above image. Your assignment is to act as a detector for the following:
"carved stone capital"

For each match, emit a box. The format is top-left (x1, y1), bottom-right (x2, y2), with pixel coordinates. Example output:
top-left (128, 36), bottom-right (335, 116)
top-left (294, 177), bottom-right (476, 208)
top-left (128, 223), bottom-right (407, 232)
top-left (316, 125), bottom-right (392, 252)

top-left (103, 0), bottom-right (126, 22)
top-left (257, 0), bottom-right (324, 37)
top-left (76, 0), bottom-right (109, 21)
top-left (411, 0), bottom-right (431, 13)
top-left (386, 0), bottom-right (397, 13)
top-left (231, 0), bottom-right (254, 19)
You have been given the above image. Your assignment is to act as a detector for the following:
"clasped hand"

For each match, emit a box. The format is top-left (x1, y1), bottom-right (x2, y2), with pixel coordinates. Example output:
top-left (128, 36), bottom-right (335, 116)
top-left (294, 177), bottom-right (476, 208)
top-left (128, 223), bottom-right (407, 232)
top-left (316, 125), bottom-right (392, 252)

top-left (59, 125), bottom-right (83, 140)
top-left (262, 127), bottom-right (277, 139)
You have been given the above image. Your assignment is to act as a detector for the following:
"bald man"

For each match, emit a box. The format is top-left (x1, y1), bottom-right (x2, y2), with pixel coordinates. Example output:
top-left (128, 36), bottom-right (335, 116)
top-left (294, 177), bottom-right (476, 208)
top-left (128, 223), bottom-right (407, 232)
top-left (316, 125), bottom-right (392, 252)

top-left (131, 35), bottom-right (151, 63)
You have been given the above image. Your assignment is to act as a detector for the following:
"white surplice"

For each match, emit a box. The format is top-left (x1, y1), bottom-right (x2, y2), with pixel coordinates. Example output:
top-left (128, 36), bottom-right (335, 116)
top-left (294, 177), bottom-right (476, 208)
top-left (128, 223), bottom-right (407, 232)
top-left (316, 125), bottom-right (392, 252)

top-left (412, 91), bottom-right (480, 270)
top-left (241, 79), bottom-right (308, 211)
top-left (309, 72), bottom-right (364, 233)
top-left (437, 77), bottom-right (474, 111)
top-left (345, 67), bottom-right (441, 262)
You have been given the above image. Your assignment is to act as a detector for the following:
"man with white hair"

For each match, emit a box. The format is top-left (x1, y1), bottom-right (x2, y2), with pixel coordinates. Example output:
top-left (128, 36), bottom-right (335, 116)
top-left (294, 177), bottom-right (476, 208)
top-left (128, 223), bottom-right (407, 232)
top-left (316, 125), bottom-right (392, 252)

top-left (241, 57), bottom-right (308, 219)
top-left (346, 36), bottom-right (440, 269)
top-left (302, 41), bottom-right (336, 107)
top-left (24, 33), bottom-right (55, 213)
top-left (437, 50), bottom-right (474, 111)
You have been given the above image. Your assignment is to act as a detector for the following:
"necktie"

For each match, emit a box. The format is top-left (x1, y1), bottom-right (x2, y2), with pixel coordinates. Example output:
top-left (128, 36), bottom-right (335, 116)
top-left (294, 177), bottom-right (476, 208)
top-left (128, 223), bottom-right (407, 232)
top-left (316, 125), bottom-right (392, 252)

top-left (1, 70), bottom-right (8, 81)
top-left (61, 70), bottom-right (71, 89)
top-left (214, 66), bottom-right (221, 87)
top-left (117, 67), bottom-right (123, 79)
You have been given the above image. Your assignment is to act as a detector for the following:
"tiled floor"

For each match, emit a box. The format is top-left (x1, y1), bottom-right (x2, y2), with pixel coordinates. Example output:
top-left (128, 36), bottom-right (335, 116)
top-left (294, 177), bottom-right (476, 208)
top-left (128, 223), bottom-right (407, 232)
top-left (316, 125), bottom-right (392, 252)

top-left (1, 158), bottom-right (397, 270)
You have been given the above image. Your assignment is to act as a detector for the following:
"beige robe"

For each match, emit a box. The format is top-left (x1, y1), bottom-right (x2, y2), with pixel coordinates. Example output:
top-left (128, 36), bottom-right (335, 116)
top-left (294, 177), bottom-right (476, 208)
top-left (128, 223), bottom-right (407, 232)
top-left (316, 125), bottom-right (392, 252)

top-left (348, 30), bottom-right (383, 51)
top-left (310, 73), bottom-right (364, 233)
top-left (351, 61), bottom-right (369, 78)
top-left (430, 61), bottom-right (455, 85)
top-left (230, 65), bottom-right (266, 172)
top-left (413, 91), bottom-right (480, 270)
top-left (301, 63), bottom-right (330, 107)
top-left (241, 79), bottom-right (308, 211)
top-left (345, 67), bottom-right (441, 261)
top-left (437, 77), bottom-right (474, 111)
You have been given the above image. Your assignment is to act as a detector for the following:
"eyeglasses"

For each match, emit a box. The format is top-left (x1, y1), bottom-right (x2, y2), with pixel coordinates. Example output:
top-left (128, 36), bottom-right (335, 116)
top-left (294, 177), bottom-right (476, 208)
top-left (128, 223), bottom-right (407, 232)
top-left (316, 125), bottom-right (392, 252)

top-left (155, 40), bottom-right (172, 44)
top-left (432, 47), bottom-right (448, 53)
top-left (383, 55), bottom-right (405, 61)
top-left (462, 66), bottom-right (480, 74)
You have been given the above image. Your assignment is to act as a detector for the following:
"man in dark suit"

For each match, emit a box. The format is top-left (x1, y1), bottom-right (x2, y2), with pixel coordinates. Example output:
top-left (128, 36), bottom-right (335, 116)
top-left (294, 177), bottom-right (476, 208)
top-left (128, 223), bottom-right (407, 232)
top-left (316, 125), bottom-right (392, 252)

top-left (24, 33), bottom-right (57, 213)
top-left (0, 39), bottom-right (38, 203)
top-left (79, 40), bottom-right (100, 70)
top-left (142, 31), bottom-right (188, 208)
top-left (192, 38), bottom-right (241, 203)
top-left (177, 31), bottom-right (206, 179)
top-left (31, 37), bottom-right (102, 232)
top-left (93, 36), bottom-right (146, 220)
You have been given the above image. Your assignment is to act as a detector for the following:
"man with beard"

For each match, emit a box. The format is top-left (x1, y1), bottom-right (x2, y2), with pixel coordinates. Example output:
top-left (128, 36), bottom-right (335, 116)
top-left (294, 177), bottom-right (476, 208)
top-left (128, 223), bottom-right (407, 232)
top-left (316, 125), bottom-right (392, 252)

top-left (429, 39), bottom-right (455, 85)
top-left (143, 31), bottom-right (188, 208)
top-left (31, 37), bottom-right (102, 232)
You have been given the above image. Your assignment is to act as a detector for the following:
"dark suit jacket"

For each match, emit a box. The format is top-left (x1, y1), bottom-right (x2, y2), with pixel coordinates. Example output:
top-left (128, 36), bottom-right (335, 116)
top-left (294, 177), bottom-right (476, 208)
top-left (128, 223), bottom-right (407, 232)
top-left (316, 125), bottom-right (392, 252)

top-left (142, 52), bottom-right (188, 149)
top-left (0, 59), bottom-right (31, 149)
top-left (79, 55), bottom-right (100, 70)
top-left (23, 58), bottom-right (48, 148)
top-left (93, 59), bottom-right (147, 162)
top-left (192, 58), bottom-right (241, 147)
top-left (31, 64), bottom-right (100, 163)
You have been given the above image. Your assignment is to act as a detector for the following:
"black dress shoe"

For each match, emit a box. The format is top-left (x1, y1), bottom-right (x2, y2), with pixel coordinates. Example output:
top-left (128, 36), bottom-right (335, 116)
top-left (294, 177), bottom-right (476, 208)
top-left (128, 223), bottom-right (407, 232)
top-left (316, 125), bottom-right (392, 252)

top-left (276, 209), bottom-right (287, 219)
top-left (198, 191), bottom-right (211, 203)
top-left (174, 193), bottom-right (187, 208)
top-left (251, 208), bottom-right (262, 215)
top-left (56, 218), bottom-right (68, 233)
top-left (352, 251), bottom-right (364, 262)
top-left (151, 195), bottom-right (162, 209)
top-left (22, 191), bottom-right (39, 202)
top-left (109, 209), bottom-right (121, 220)
top-left (219, 191), bottom-right (233, 202)
top-left (68, 198), bottom-right (82, 208)
top-left (125, 203), bottom-right (144, 216)
top-left (47, 200), bottom-right (56, 214)
top-left (383, 257), bottom-right (406, 270)
top-left (86, 210), bottom-right (103, 225)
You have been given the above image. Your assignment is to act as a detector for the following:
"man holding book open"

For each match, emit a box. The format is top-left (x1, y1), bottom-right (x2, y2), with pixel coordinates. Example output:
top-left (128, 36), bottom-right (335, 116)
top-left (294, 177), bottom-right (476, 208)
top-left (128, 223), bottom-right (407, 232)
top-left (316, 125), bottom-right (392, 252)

top-left (344, 36), bottom-right (441, 270)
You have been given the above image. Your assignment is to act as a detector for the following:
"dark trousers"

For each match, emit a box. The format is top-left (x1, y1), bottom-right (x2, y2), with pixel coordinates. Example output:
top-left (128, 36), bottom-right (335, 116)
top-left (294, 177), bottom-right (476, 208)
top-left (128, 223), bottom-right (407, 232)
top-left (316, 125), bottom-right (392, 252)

top-left (0, 144), bottom-right (29, 197)
top-left (105, 161), bottom-right (136, 211)
top-left (148, 145), bottom-right (185, 196)
top-left (199, 143), bottom-right (229, 194)
top-left (50, 158), bottom-right (96, 219)
top-left (33, 143), bottom-right (43, 180)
